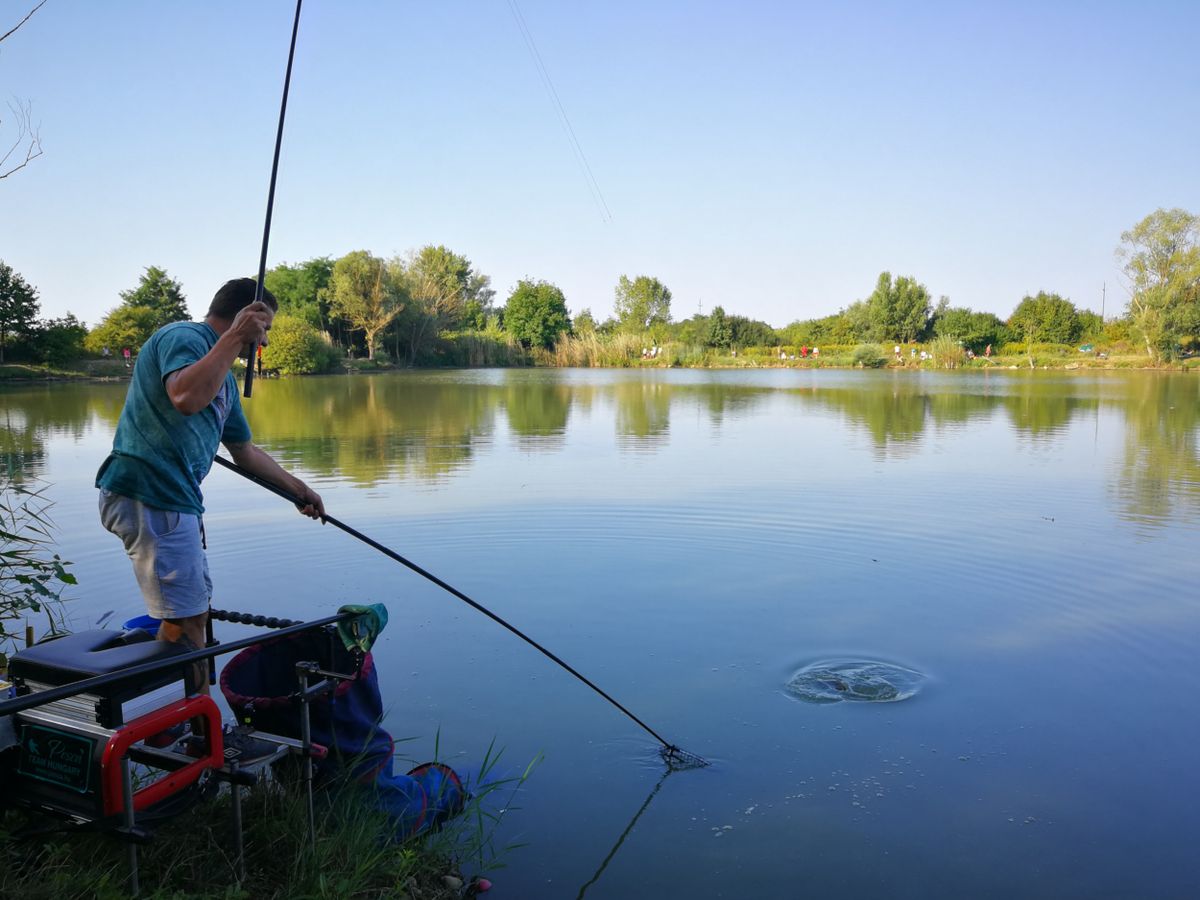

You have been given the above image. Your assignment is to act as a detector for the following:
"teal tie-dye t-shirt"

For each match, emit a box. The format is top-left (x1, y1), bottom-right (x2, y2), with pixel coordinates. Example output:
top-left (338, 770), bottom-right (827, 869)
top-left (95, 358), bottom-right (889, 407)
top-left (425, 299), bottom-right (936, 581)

top-left (96, 321), bottom-right (251, 515)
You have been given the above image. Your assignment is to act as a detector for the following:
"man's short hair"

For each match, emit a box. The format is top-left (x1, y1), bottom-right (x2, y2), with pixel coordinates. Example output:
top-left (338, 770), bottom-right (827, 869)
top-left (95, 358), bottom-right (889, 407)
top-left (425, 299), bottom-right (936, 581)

top-left (207, 278), bottom-right (279, 319)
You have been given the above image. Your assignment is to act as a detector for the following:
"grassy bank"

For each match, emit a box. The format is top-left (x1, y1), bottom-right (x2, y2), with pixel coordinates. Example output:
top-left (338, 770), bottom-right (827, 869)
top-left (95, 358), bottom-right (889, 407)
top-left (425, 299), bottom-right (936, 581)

top-left (0, 749), bottom-right (527, 900)
top-left (2, 348), bottom-right (1196, 383)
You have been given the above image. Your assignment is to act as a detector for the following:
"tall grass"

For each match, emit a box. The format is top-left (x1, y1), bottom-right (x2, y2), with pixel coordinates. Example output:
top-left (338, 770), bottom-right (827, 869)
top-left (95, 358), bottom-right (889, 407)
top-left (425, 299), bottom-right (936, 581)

top-left (441, 332), bottom-right (527, 367)
top-left (0, 743), bottom-right (538, 900)
top-left (930, 335), bottom-right (966, 369)
top-left (550, 332), bottom-right (644, 367)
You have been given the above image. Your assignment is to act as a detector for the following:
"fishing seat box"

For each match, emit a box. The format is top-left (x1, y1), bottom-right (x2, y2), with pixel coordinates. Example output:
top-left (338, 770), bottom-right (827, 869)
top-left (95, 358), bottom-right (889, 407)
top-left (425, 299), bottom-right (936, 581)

top-left (2, 629), bottom-right (218, 822)
top-left (9, 629), bottom-right (191, 728)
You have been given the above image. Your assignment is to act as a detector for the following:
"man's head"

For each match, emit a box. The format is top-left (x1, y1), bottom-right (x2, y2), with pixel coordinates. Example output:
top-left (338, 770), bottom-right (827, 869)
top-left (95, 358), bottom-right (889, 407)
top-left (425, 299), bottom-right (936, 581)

top-left (206, 278), bottom-right (279, 322)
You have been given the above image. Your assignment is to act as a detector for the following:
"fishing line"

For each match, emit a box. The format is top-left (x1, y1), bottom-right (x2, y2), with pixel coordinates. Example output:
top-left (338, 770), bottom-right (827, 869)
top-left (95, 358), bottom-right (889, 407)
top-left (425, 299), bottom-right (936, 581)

top-left (244, 0), bottom-right (304, 398)
top-left (212, 455), bottom-right (707, 770)
top-left (505, 0), bottom-right (612, 222)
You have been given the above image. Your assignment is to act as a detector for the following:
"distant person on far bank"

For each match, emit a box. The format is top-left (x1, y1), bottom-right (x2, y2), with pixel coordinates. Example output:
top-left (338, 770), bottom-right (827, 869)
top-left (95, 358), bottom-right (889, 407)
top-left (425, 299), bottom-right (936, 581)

top-left (96, 278), bottom-right (325, 733)
top-left (122, 346), bottom-right (131, 367)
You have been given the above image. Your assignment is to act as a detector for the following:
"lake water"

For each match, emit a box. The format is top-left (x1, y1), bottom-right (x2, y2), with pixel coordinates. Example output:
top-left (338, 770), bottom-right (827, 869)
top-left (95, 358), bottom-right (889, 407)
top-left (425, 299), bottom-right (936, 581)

top-left (3, 368), bottom-right (1199, 898)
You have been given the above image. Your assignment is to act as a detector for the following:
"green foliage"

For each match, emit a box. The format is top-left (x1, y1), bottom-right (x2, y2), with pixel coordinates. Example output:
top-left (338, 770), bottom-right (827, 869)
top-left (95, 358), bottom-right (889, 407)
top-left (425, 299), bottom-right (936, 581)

top-left (84, 266), bottom-right (188, 356)
top-left (1117, 207), bottom-right (1200, 362)
top-left (441, 330), bottom-right (526, 366)
top-left (572, 307), bottom-right (597, 334)
top-left (84, 304), bottom-right (159, 355)
top-left (118, 266), bottom-right (189, 328)
top-left (261, 314), bottom-right (339, 375)
top-left (0, 475), bottom-right (73, 661)
top-left (706, 305), bottom-right (731, 349)
top-left (394, 245), bottom-right (482, 363)
top-left (0, 260), bottom-right (40, 364)
top-left (328, 250), bottom-right (404, 361)
top-left (614, 274), bottom-right (672, 333)
top-left (931, 334), bottom-right (966, 369)
top-left (31, 314), bottom-right (87, 367)
top-left (866, 272), bottom-right (931, 342)
top-left (851, 343), bottom-right (887, 368)
top-left (728, 313), bottom-right (778, 349)
top-left (503, 279), bottom-right (571, 349)
top-left (782, 311), bottom-right (861, 346)
top-left (552, 331), bottom-right (643, 367)
top-left (933, 306), bottom-right (1009, 351)
top-left (1, 739), bottom-right (537, 898)
top-left (265, 257), bottom-right (334, 329)
top-left (1076, 310), bottom-right (1104, 341)
top-left (1008, 291), bottom-right (1082, 344)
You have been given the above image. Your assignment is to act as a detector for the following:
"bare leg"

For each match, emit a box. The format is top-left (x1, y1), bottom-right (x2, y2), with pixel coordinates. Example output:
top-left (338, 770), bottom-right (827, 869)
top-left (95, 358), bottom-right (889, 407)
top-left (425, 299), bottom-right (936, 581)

top-left (159, 612), bottom-right (210, 734)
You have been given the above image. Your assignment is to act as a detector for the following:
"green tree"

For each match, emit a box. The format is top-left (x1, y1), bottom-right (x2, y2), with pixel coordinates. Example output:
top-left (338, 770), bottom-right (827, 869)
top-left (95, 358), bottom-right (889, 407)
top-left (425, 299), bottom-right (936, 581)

top-left (1008, 292), bottom-right (1081, 344)
top-left (1117, 207), bottom-right (1200, 361)
top-left (933, 306), bottom-right (1009, 352)
top-left (573, 308), bottom-right (597, 334)
top-left (0, 261), bottom-right (39, 363)
top-left (504, 280), bottom-right (570, 349)
top-left (395, 245), bottom-right (478, 363)
top-left (328, 251), bottom-right (403, 360)
top-left (31, 314), bottom-right (87, 367)
top-left (614, 275), bottom-right (672, 333)
top-left (706, 305), bottom-right (731, 349)
top-left (728, 314), bottom-right (778, 349)
top-left (260, 313), bottom-right (338, 374)
top-left (462, 271), bottom-right (496, 329)
top-left (118, 266), bottom-right (189, 329)
top-left (866, 272), bottom-right (931, 343)
top-left (85, 304), bottom-right (160, 355)
top-left (265, 257), bottom-right (334, 329)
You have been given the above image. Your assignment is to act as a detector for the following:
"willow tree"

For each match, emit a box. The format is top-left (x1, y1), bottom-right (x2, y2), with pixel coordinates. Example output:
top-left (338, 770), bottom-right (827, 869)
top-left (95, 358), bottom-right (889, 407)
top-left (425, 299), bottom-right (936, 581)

top-left (394, 245), bottom-right (477, 363)
top-left (328, 250), bottom-right (404, 360)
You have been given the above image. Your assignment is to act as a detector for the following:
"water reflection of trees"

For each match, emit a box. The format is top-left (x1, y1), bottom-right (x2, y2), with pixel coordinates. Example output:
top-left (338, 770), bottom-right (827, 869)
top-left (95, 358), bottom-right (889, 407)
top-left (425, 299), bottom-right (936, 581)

top-left (1, 385), bottom-right (99, 478)
top-left (614, 380), bottom-right (672, 450)
top-left (1113, 375), bottom-right (1200, 528)
top-left (245, 376), bottom-right (499, 486)
top-left (502, 378), bottom-right (571, 449)
top-left (999, 377), bottom-right (1094, 440)
top-left (6, 372), bottom-right (1199, 532)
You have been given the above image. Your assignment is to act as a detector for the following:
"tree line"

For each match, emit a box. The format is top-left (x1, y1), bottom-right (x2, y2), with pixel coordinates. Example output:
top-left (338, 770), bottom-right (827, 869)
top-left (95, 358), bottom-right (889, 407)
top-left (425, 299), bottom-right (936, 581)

top-left (1, 208), bottom-right (1196, 371)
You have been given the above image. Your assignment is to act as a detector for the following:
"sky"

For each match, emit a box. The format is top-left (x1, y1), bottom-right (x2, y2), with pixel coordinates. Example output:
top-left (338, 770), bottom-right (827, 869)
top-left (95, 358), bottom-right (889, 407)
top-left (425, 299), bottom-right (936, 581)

top-left (2, 0), bottom-right (1198, 329)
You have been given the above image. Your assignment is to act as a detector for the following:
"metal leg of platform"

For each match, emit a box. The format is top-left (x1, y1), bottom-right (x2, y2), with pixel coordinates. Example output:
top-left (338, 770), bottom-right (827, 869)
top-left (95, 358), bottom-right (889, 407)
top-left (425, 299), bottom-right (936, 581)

top-left (120, 755), bottom-right (140, 897)
top-left (298, 671), bottom-right (316, 845)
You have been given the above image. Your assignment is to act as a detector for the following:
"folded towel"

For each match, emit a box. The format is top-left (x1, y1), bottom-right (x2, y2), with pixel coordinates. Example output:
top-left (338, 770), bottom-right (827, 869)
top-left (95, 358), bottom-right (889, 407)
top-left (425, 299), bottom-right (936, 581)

top-left (336, 603), bottom-right (389, 653)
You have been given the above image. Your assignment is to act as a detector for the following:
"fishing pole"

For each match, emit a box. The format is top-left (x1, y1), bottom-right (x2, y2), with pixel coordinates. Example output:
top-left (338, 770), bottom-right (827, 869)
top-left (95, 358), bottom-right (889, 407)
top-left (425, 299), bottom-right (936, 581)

top-left (212, 455), bottom-right (708, 769)
top-left (243, 0), bottom-right (304, 399)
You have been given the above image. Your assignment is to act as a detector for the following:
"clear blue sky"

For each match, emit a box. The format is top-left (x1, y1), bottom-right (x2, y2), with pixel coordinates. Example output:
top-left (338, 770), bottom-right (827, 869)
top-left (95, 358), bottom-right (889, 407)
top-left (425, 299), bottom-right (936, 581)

top-left (3, 0), bottom-right (1197, 328)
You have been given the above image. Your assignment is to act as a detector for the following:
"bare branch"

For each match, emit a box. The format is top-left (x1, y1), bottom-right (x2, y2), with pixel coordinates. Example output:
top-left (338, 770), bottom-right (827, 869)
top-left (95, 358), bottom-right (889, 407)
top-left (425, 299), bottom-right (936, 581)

top-left (0, 0), bottom-right (48, 44)
top-left (0, 98), bottom-right (42, 179)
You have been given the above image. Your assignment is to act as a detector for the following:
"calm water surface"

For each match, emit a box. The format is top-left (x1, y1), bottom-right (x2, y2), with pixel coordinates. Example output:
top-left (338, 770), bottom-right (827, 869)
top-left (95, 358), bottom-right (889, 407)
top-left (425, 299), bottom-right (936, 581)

top-left (4, 369), bottom-right (1199, 898)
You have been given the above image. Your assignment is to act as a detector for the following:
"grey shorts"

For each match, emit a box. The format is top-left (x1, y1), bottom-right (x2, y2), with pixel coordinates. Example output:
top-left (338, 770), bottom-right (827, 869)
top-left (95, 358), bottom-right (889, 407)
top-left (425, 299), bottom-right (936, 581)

top-left (98, 489), bottom-right (212, 620)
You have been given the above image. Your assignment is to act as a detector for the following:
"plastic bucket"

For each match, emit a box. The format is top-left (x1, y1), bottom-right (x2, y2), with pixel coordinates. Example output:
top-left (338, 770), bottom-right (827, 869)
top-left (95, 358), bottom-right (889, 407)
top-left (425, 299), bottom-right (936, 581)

top-left (121, 614), bottom-right (161, 637)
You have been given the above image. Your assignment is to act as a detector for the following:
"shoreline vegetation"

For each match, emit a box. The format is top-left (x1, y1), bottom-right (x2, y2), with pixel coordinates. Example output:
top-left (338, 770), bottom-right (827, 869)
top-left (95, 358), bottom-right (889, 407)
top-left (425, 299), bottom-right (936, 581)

top-left (1, 208), bottom-right (1197, 380)
top-left (2, 343), bottom-right (1196, 385)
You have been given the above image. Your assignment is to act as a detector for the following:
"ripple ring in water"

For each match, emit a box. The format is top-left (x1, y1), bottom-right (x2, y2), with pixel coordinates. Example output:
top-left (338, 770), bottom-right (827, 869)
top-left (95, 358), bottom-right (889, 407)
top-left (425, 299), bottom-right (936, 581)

top-left (786, 659), bottom-right (924, 704)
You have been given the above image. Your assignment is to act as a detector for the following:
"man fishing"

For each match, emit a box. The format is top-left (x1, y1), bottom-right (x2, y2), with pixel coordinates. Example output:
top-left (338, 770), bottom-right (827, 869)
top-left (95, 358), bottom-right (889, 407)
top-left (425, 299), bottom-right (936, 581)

top-left (96, 277), bottom-right (324, 751)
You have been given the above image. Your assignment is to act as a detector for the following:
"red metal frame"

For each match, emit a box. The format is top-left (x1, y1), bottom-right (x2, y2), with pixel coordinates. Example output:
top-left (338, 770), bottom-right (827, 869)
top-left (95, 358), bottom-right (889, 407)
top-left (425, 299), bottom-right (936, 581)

top-left (100, 695), bottom-right (224, 816)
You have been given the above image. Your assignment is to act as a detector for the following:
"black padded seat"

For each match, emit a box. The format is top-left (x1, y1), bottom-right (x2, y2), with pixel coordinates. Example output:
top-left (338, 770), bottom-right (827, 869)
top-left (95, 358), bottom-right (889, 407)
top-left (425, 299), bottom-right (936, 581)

top-left (10, 629), bottom-right (190, 691)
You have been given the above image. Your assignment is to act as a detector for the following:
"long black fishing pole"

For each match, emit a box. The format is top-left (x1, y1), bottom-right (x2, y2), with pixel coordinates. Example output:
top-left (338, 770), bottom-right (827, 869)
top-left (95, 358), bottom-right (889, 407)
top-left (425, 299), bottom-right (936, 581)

top-left (243, 0), bottom-right (304, 399)
top-left (212, 455), bottom-right (707, 769)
